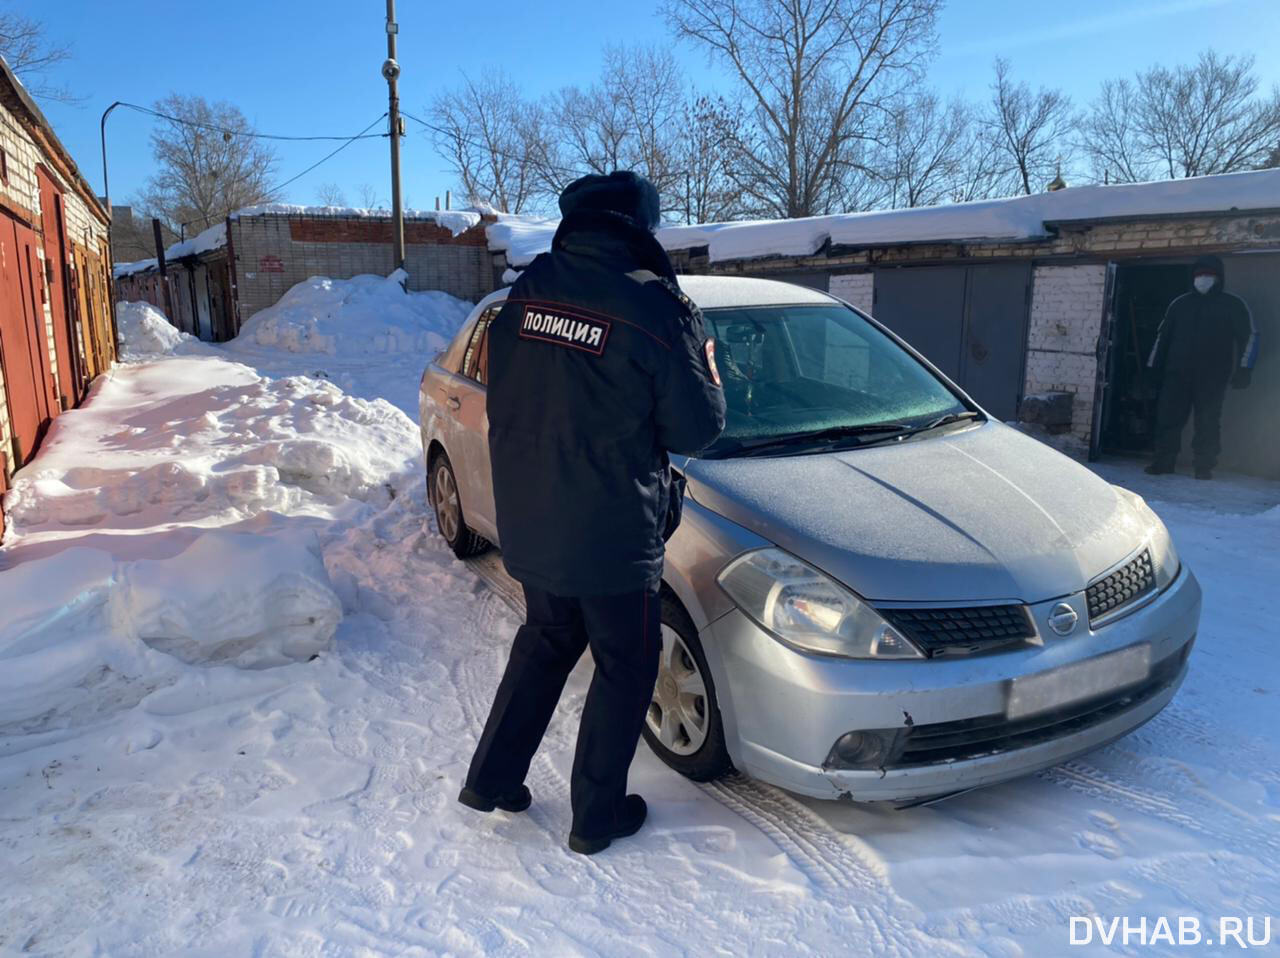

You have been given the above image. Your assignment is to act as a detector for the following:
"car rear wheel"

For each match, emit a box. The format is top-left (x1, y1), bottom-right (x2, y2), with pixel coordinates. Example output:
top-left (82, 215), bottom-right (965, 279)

top-left (642, 594), bottom-right (734, 782)
top-left (429, 451), bottom-right (489, 558)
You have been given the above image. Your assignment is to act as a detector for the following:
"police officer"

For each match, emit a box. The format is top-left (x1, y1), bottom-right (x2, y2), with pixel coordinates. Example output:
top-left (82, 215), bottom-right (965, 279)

top-left (457, 171), bottom-right (726, 855)
top-left (1146, 255), bottom-right (1258, 479)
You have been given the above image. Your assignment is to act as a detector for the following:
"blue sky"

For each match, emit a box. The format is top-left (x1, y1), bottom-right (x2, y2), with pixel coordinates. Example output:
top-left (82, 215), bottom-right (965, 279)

top-left (26, 0), bottom-right (1280, 221)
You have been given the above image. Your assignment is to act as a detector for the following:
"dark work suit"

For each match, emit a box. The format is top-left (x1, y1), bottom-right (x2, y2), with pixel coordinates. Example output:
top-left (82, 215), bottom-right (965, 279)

top-left (1148, 255), bottom-right (1258, 472)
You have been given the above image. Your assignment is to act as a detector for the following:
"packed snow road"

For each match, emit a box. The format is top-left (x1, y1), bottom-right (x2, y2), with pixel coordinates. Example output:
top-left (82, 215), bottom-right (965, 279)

top-left (1, 281), bottom-right (1277, 956)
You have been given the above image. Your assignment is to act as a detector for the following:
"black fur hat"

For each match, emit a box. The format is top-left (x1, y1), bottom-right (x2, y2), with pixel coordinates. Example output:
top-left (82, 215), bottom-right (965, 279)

top-left (558, 170), bottom-right (661, 233)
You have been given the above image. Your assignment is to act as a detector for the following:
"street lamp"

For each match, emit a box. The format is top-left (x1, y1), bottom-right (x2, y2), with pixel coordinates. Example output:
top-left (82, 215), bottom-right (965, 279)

top-left (100, 100), bottom-right (123, 212)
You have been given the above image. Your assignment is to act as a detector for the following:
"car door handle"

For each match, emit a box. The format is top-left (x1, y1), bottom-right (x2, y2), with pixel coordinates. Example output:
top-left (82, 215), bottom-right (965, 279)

top-left (446, 395), bottom-right (461, 410)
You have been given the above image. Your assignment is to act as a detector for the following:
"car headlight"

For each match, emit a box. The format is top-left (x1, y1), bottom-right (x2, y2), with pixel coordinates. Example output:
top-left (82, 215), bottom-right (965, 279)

top-left (1115, 486), bottom-right (1181, 590)
top-left (1148, 514), bottom-right (1180, 589)
top-left (716, 548), bottom-right (922, 659)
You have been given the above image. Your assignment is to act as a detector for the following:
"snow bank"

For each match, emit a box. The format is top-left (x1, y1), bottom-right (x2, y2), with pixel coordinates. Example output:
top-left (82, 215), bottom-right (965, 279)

top-left (0, 534), bottom-right (339, 730)
top-left (226, 269), bottom-right (472, 359)
top-left (116, 300), bottom-right (198, 359)
top-left (490, 167), bottom-right (1280, 267)
top-left (0, 350), bottom-right (423, 731)
top-left (116, 531), bottom-right (341, 668)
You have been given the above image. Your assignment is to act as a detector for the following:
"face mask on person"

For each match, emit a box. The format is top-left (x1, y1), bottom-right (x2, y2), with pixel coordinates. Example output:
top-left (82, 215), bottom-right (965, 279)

top-left (1193, 274), bottom-right (1216, 294)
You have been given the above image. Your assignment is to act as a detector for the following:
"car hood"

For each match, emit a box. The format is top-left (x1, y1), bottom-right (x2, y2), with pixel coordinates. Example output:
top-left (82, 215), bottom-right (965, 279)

top-left (684, 422), bottom-right (1151, 603)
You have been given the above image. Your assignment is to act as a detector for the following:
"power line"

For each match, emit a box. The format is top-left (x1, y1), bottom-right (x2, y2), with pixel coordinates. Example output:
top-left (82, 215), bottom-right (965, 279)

top-left (272, 114), bottom-right (390, 194)
top-left (115, 101), bottom-right (389, 142)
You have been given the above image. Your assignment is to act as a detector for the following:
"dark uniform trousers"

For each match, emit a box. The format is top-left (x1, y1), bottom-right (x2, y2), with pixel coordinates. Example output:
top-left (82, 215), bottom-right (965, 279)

top-left (465, 583), bottom-right (662, 837)
top-left (1152, 371), bottom-right (1228, 471)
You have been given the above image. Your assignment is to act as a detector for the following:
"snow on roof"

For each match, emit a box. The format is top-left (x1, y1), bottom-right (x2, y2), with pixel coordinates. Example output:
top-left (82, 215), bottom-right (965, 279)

top-left (163, 221), bottom-right (227, 260)
top-left (489, 167), bottom-right (1280, 268)
top-left (485, 213), bottom-right (561, 270)
top-left (114, 221), bottom-right (227, 278)
top-left (230, 204), bottom-right (484, 237)
top-left (113, 257), bottom-right (158, 279)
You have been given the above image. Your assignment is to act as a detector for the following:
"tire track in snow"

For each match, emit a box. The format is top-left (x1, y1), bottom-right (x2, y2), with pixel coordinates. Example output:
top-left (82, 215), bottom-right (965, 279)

top-left (1043, 758), bottom-right (1280, 857)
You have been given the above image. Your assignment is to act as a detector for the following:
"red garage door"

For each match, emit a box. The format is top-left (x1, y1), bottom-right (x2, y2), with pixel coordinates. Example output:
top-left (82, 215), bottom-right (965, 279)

top-left (1, 213), bottom-right (56, 473)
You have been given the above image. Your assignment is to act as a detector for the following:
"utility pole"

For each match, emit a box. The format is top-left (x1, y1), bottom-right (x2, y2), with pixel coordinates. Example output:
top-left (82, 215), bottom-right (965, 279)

top-left (383, 0), bottom-right (405, 271)
top-left (152, 217), bottom-right (175, 322)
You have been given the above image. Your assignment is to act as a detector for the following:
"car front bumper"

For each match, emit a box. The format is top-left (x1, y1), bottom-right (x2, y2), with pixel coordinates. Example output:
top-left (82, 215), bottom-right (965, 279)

top-left (701, 565), bottom-right (1202, 802)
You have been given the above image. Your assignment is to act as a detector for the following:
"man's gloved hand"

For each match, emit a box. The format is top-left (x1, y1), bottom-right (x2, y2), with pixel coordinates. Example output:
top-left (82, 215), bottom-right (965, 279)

top-left (1232, 368), bottom-right (1252, 390)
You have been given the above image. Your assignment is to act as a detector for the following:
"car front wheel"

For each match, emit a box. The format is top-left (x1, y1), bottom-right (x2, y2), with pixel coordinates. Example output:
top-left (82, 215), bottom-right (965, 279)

top-left (641, 594), bottom-right (734, 782)
top-left (429, 451), bottom-right (489, 558)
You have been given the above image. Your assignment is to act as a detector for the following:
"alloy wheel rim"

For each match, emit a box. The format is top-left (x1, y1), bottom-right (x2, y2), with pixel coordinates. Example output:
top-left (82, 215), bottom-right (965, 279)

top-left (434, 464), bottom-right (460, 541)
top-left (647, 624), bottom-right (709, 756)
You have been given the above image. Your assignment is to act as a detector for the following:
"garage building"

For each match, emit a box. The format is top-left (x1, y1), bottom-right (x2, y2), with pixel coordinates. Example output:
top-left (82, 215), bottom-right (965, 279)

top-left (0, 59), bottom-right (116, 526)
top-left (659, 170), bottom-right (1279, 478)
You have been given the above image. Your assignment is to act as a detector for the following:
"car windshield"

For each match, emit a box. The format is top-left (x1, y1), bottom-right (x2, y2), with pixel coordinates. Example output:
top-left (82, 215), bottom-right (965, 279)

top-left (700, 303), bottom-right (972, 457)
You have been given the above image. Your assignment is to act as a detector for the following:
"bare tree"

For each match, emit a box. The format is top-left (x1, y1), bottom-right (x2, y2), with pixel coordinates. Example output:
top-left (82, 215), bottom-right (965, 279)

top-left (671, 94), bottom-right (751, 223)
top-left (946, 120), bottom-right (1008, 202)
top-left (538, 83), bottom-right (628, 195)
top-left (0, 10), bottom-right (78, 103)
top-left (1134, 51), bottom-right (1280, 179)
top-left (428, 71), bottom-right (544, 214)
top-left (137, 95), bottom-right (277, 236)
top-left (315, 181), bottom-right (348, 206)
top-left (1080, 52), bottom-right (1280, 183)
top-left (875, 92), bottom-right (972, 208)
top-left (985, 59), bottom-right (1074, 195)
top-left (537, 45), bottom-right (688, 213)
top-left (600, 46), bottom-right (687, 203)
top-left (357, 183), bottom-right (383, 209)
top-left (666, 0), bottom-right (941, 218)
top-left (1079, 78), bottom-right (1155, 184)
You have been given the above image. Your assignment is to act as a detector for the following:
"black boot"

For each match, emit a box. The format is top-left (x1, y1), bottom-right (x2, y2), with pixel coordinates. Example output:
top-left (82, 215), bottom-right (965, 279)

top-left (457, 784), bottom-right (532, 814)
top-left (1195, 466), bottom-right (1213, 480)
top-left (569, 794), bottom-right (648, 855)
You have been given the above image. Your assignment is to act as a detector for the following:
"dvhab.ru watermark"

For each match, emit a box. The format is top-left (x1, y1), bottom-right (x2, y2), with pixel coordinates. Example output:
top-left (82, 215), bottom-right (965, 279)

top-left (1070, 916), bottom-right (1272, 949)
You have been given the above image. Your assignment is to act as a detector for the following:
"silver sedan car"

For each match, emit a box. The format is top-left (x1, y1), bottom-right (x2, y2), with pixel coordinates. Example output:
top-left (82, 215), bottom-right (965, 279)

top-left (419, 276), bottom-right (1201, 803)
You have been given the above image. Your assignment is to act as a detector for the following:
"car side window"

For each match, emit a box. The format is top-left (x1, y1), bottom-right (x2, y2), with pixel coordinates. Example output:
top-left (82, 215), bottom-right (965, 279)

top-left (461, 306), bottom-right (500, 384)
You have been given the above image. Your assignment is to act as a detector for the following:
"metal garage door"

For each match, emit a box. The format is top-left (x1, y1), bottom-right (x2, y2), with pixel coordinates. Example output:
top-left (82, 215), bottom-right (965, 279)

top-left (871, 266), bottom-right (966, 381)
top-left (0, 215), bottom-right (56, 469)
top-left (873, 264), bottom-right (1030, 420)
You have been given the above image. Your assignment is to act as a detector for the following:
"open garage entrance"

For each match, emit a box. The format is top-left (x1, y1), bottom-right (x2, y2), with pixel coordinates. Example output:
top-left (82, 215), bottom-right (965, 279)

top-left (1098, 262), bottom-right (1191, 458)
top-left (1097, 253), bottom-right (1277, 478)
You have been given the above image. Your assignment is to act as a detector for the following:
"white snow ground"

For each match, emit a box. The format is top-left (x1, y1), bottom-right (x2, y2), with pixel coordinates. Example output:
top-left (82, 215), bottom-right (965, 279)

top-left (1, 280), bottom-right (1278, 956)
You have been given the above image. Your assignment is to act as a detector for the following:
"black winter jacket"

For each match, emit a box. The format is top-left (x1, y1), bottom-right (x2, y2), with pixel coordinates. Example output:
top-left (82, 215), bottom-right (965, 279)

top-left (486, 209), bottom-right (726, 596)
top-left (1148, 255), bottom-right (1259, 388)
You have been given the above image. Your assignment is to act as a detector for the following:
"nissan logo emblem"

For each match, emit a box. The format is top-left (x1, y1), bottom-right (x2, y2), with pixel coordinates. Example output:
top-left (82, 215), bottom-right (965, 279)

top-left (1048, 603), bottom-right (1079, 636)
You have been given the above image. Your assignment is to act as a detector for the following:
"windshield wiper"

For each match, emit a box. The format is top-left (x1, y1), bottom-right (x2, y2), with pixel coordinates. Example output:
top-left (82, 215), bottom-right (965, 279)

top-left (711, 422), bottom-right (914, 458)
top-left (705, 411), bottom-right (983, 460)
top-left (898, 410), bottom-right (983, 438)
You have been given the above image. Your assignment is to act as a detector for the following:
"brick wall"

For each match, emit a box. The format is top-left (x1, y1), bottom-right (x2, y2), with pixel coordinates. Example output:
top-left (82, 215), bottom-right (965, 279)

top-left (1024, 264), bottom-right (1108, 441)
top-left (230, 213), bottom-right (498, 323)
top-left (828, 271), bottom-right (874, 313)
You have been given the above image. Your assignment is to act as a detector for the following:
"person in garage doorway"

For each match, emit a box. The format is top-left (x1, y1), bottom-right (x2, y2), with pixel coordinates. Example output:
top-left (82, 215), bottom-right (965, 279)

top-left (1145, 254), bottom-right (1258, 479)
top-left (457, 171), bottom-right (725, 854)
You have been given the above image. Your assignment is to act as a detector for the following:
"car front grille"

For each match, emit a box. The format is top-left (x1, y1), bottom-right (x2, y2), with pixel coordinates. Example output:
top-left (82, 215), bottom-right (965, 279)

top-left (878, 604), bottom-right (1035, 657)
top-left (889, 641), bottom-right (1192, 768)
top-left (1086, 549), bottom-right (1155, 624)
